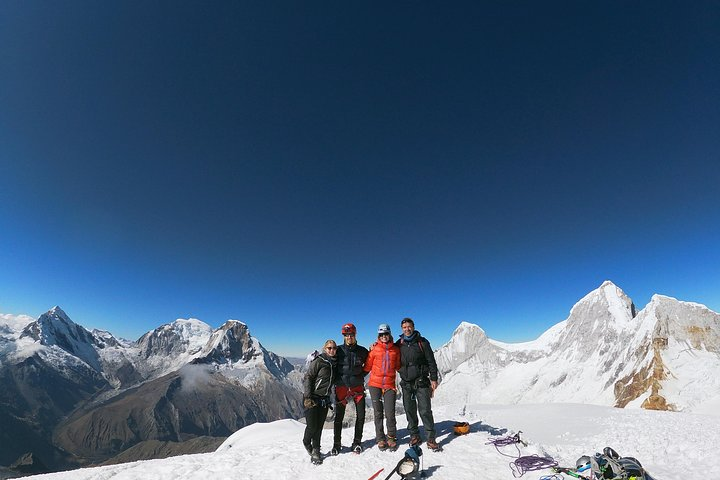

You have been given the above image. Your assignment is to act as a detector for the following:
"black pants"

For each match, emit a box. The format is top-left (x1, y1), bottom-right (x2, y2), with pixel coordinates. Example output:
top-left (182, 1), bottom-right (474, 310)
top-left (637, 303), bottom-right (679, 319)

top-left (369, 386), bottom-right (397, 441)
top-left (333, 397), bottom-right (366, 446)
top-left (303, 404), bottom-right (329, 451)
top-left (400, 381), bottom-right (435, 440)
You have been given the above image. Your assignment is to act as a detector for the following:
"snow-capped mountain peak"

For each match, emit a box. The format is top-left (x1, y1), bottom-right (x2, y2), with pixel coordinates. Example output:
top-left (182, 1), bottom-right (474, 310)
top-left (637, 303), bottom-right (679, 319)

top-left (568, 281), bottom-right (635, 325)
top-left (198, 319), bottom-right (262, 364)
top-left (133, 318), bottom-right (213, 377)
top-left (19, 306), bottom-right (102, 371)
top-left (137, 318), bottom-right (212, 357)
top-left (435, 322), bottom-right (492, 373)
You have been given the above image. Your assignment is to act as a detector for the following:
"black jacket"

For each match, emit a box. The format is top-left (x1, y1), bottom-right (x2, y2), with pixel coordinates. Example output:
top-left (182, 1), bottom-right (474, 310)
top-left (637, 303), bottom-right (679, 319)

top-left (334, 343), bottom-right (369, 388)
top-left (303, 352), bottom-right (336, 398)
top-left (395, 330), bottom-right (438, 383)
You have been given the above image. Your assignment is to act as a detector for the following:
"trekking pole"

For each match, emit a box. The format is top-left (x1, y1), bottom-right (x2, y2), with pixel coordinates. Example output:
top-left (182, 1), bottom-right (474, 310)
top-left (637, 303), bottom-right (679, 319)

top-left (368, 468), bottom-right (384, 480)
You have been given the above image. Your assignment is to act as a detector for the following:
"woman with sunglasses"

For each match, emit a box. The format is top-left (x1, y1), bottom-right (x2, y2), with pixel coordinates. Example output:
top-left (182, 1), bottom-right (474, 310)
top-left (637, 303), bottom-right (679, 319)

top-left (363, 323), bottom-right (401, 451)
top-left (302, 339), bottom-right (337, 465)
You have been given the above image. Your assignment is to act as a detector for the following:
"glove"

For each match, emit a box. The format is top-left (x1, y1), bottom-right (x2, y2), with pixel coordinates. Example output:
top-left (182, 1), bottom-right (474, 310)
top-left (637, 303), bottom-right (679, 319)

top-left (303, 398), bottom-right (316, 409)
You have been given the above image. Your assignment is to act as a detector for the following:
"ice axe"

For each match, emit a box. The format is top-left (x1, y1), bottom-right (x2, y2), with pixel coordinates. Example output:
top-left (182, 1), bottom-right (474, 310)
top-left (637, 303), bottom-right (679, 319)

top-left (383, 445), bottom-right (423, 479)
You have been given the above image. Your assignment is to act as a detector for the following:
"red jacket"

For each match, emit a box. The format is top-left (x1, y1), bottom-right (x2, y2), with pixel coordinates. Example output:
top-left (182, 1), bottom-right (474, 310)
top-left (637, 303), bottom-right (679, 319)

top-left (363, 337), bottom-right (401, 390)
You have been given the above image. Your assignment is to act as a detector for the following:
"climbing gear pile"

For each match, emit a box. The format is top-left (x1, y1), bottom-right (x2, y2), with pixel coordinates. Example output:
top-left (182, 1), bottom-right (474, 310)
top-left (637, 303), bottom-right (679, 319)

top-left (552, 447), bottom-right (651, 480)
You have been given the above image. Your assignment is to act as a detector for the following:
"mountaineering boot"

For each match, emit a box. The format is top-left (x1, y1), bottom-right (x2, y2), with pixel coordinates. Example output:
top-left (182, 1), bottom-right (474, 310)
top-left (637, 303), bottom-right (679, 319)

top-left (409, 435), bottom-right (422, 447)
top-left (330, 444), bottom-right (341, 456)
top-left (311, 448), bottom-right (323, 465)
top-left (351, 442), bottom-right (363, 454)
top-left (387, 436), bottom-right (398, 451)
top-left (426, 438), bottom-right (442, 452)
top-left (303, 442), bottom-right (313, 455)
top-left (377, 439), bottom-right (388, 451)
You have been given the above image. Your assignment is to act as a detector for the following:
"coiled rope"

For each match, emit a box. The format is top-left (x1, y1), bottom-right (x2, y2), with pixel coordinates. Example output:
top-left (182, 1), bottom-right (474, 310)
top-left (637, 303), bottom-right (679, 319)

top-left (485, 432), bottom-right (558, 478)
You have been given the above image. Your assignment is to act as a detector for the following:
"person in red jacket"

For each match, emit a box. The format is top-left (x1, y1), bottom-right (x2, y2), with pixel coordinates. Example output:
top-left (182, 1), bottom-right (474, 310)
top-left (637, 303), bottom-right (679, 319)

top-left (363, 323), bottom-right (401, 451)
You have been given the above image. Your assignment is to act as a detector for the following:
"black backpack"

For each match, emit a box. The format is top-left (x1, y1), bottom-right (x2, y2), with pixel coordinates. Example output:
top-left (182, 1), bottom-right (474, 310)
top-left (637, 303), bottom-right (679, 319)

top-left (590, 447), bottom-right (647, 480)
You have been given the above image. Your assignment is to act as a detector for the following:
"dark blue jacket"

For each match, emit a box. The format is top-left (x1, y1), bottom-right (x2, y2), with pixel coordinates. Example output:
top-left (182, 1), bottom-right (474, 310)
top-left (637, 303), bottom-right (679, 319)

top-left (334, 343), bottom-right (368, 388)
top-left (396, 330), bottom-right (438, 383)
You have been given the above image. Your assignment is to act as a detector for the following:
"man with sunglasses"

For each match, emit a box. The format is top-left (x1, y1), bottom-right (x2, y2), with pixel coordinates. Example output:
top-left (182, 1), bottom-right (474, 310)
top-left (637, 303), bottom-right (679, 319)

top-left (331, 322), bottom-right (369, 455)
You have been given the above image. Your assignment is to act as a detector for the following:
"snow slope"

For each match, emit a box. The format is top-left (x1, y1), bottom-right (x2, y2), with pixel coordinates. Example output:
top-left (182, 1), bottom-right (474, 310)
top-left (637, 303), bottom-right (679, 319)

top-left (24, 402), bottom-right (717, 480)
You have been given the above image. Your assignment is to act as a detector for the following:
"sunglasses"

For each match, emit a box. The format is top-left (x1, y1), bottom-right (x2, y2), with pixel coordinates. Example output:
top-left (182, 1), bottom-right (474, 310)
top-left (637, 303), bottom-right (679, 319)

top-left (326, 346), bottom-right (337, 351)
top-left (378, 333), bottom-right (390, 337)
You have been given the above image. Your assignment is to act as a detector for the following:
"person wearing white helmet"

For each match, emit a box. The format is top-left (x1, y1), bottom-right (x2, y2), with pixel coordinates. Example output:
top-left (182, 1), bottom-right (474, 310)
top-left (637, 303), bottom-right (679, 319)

top-left (363, 323), bottom-right (401, 451)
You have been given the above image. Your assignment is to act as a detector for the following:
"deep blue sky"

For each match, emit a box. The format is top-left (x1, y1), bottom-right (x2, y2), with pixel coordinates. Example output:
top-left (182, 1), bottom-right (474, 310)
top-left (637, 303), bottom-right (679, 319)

top-left (1, 2), bottom-right (719, 356)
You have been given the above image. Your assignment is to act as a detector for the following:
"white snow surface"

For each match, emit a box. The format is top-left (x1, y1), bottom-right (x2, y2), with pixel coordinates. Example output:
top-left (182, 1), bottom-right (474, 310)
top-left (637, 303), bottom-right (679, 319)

top-left (24, 402), bottom-right (717, 480)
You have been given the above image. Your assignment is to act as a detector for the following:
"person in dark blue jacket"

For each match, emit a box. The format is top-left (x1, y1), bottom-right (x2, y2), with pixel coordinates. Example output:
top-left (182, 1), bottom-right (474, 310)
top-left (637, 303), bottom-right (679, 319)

top-left (332, 322), bottom-right (369, 455)
top-left (396, 317), bottom-right (440, 450)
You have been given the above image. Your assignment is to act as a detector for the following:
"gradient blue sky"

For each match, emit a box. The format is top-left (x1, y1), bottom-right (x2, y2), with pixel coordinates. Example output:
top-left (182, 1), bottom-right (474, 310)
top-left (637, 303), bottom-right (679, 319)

top-left (1, 2), bottom-right (719, 356)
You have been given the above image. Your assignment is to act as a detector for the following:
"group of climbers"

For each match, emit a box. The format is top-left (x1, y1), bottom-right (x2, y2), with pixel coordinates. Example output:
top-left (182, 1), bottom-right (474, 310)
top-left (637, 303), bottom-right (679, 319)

top-left (302, 328), bottom-right (655, 479)
top-left (302, 317), bottom-right (440, 465)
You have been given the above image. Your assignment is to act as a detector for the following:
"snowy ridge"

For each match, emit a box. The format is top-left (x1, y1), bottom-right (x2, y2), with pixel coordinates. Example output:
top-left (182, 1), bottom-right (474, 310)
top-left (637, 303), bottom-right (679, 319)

top-left (194, 319), bottom-right (294, 388)
top-left (434, 281), bottom-right (720, 412)
top-left (1, 308), bottom-right (296, 392)
top-left (135, 318), bottom-right (214, 378)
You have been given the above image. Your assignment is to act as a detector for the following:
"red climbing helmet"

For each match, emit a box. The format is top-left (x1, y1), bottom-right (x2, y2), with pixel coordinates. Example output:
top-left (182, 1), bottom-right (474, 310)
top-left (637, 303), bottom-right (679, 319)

top-left (341, 323), bottom-right (357, 335)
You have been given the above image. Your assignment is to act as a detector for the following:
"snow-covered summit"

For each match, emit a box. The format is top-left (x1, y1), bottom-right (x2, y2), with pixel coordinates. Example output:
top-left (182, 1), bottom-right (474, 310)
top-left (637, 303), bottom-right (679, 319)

top-left (18, 306), bottom-right (103, 371)
top-left (193, 320), bottom-right (295, 387)
top-left (198, 320), bottom-right (262, 363)
top-left (434, 281), bottom-right (720, 413)
top-left (133, 318), bottom-right (213, 377)
top-left (566, 280), bottom-right (636, 331)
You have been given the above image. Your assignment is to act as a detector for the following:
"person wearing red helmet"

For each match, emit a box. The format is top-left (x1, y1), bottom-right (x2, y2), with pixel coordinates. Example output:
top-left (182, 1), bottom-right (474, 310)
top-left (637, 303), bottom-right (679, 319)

top-left (331, 322), bottom-right (369, 455)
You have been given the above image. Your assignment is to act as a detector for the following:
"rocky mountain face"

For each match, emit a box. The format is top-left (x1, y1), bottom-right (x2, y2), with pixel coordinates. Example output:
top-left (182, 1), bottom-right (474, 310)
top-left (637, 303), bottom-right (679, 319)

top-left (434, 281), bottom-right (720, 413)
top-left (0, 308), bottom-right (303, 474)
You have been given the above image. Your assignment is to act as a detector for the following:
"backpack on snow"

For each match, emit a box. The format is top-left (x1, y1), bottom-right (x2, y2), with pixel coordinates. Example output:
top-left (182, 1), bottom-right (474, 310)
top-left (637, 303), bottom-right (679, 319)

top-left (590, 447), bottom-right (648, 480)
